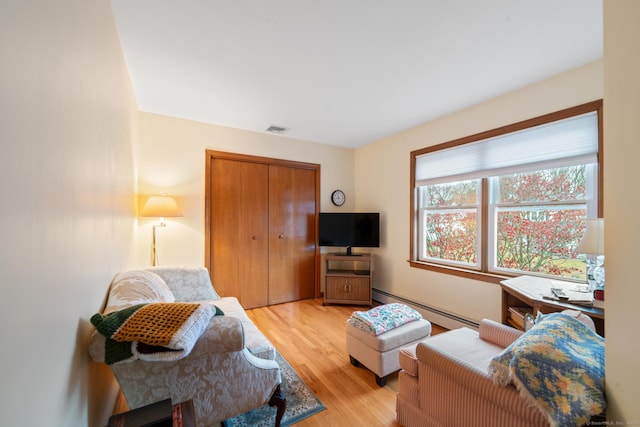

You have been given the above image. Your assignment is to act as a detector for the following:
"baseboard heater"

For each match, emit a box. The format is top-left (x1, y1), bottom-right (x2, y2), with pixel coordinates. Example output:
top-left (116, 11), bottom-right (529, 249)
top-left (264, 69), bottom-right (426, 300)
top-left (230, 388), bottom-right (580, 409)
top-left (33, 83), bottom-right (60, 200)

top-left (372, 288), bottom-right (479, 331)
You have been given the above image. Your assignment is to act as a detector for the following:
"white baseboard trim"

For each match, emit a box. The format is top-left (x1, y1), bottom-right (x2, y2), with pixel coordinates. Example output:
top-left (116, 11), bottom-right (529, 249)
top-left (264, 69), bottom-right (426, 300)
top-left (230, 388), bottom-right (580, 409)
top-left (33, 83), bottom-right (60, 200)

top-left (372, 288), bottom-right (479, 331)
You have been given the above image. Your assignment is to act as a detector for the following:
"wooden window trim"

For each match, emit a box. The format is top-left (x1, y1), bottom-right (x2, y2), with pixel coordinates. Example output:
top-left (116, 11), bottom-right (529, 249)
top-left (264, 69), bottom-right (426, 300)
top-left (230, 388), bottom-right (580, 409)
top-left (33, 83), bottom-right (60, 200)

top-left (409, 100), bottom-right (603, 284)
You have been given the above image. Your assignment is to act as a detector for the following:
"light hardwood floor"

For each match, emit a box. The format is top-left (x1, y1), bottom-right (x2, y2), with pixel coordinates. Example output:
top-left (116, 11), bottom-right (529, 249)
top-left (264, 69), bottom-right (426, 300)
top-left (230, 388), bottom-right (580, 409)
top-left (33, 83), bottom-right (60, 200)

top-left (246, 298), bottom-right (446, 427)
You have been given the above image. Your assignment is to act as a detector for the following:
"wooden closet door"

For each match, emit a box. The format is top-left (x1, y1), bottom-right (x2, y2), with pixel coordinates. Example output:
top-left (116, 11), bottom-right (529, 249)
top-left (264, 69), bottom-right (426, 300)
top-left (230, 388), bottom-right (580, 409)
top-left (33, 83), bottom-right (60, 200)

top-left (210, 158), bottom-right (269, 309)
top-left (268, 165), bottom-right (317, 305)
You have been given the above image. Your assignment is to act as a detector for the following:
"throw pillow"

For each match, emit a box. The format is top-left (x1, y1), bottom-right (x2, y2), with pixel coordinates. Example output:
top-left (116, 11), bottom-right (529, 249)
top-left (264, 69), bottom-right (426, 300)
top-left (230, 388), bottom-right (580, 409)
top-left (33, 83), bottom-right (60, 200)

top-left (104, 270), bottom-right (175, 314)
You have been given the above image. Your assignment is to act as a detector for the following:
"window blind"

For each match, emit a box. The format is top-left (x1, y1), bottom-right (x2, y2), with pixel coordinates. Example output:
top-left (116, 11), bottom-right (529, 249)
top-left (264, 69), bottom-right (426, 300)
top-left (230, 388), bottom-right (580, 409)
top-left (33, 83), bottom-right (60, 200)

top-left (415, 112), bottom-right (598, 186)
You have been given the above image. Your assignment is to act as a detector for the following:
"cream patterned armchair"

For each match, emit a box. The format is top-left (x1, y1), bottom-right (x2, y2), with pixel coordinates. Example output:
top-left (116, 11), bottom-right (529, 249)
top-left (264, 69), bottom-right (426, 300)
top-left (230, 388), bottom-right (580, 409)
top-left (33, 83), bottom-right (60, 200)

top-left (89, 266), bottom-right (285, 427)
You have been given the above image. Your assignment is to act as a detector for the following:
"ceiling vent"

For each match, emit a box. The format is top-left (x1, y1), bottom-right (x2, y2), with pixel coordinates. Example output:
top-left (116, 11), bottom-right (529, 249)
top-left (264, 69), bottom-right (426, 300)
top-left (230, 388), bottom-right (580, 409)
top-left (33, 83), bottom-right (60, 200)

top-left (266, 125), bottom-right (289, 134)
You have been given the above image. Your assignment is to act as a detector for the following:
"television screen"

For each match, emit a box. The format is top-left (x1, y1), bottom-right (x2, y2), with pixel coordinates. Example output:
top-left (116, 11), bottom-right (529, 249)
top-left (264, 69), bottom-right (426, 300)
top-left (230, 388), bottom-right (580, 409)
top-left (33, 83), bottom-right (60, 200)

top-left (318, 213), bottom-right (380, 251)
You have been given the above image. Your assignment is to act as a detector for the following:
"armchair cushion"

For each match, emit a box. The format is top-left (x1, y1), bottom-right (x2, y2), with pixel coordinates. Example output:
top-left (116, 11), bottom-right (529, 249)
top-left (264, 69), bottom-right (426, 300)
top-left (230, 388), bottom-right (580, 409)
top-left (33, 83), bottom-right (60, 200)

top-left (91, 302), bottom-right (218, 364)
top-left (488, 312), bottom-right (605, 427)
top-left (104, 270), bottom-right (175, 314)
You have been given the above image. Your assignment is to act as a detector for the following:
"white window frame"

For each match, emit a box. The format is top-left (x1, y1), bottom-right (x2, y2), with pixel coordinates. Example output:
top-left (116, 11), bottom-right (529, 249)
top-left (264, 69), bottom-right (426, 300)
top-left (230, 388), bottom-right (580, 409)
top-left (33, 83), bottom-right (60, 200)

top-left (418, 180), bottom-right (482, 269)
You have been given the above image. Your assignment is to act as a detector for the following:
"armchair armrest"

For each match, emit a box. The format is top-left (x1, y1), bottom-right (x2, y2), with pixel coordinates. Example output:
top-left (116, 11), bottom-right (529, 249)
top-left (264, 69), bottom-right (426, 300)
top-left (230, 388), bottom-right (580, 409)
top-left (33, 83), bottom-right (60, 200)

top-left (188, 315), bottom-right (245, 356)
top-left (478, 318), bottom-right (524, 348)
top-left (111, 338), bottom-right (281, 425)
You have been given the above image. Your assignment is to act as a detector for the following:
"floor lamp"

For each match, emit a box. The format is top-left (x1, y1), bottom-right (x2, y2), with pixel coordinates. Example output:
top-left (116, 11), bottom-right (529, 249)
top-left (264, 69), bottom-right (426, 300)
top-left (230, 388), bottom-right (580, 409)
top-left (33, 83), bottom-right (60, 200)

top-left (140, 195), bottom-right (183, 266)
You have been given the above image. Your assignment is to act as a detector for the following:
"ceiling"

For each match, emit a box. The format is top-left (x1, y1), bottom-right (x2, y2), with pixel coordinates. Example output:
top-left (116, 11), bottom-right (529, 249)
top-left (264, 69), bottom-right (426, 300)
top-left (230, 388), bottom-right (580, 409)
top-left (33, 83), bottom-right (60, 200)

top-left (110, 0), bottom-right (603, 148)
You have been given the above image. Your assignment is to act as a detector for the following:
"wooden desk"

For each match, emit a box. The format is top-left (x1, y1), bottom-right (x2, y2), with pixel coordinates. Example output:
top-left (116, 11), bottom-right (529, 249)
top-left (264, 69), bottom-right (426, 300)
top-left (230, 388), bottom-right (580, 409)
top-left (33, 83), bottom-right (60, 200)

top-left (501, 275), bottom-right (604, 336)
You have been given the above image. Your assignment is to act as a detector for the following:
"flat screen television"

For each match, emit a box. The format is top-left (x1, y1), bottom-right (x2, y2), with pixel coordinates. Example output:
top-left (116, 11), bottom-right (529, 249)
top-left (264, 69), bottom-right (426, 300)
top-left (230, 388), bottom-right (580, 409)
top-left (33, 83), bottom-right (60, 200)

top-left (318, 212), bottom-right (380, 255)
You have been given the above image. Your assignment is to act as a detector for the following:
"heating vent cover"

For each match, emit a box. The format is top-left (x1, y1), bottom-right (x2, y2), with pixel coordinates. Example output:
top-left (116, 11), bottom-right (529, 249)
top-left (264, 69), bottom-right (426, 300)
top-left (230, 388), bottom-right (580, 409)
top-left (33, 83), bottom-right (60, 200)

top-left (266, 125), bottom-right (289, 134)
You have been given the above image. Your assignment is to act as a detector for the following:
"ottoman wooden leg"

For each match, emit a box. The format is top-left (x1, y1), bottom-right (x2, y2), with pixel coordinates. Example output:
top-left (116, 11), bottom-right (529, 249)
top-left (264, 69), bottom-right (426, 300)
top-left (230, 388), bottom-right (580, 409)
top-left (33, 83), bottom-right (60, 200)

top-left (349, 355), bottom-right (360, 367)
top-left (375, 374), bottom-right (387, 387)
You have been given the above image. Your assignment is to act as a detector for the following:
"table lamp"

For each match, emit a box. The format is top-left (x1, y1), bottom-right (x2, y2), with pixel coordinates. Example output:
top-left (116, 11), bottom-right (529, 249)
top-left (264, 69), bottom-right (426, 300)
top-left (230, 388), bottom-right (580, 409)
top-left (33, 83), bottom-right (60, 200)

top-left (576, 218), bottom-right (605, 296)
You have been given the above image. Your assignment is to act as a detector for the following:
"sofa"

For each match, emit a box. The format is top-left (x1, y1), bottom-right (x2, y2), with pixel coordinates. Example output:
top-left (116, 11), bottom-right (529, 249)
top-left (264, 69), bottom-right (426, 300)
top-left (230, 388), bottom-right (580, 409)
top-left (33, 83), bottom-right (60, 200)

top-left (396, 312), bottom-right (605, 427)
top-left (88, 266), bottom-right (285, 427)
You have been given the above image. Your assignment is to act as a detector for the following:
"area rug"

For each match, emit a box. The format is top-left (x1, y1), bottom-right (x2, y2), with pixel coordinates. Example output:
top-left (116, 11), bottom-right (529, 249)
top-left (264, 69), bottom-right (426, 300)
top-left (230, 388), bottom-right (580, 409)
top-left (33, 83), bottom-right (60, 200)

top-left (223, 351), bottom-right (326, 427)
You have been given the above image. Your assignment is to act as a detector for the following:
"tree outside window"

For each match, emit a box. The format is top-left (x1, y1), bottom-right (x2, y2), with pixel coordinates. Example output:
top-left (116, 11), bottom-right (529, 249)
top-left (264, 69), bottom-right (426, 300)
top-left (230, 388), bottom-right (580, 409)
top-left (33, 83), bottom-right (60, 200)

top-left (421, 180), bottom-right (479, 267)
top-left (491, 165), bottom-right (592, 279)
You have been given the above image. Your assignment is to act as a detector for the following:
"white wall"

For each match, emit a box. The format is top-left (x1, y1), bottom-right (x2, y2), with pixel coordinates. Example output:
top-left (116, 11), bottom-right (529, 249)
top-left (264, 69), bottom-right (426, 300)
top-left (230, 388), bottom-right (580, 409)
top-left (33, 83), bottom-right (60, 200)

top-left (134, 112), bottom-right (355, 267)
top-left (354, 61), bottom-right (603, 324)
top-left (0, 1), bottom-right (138, 426)
top-left (603, 0), bottom-right (640, 422)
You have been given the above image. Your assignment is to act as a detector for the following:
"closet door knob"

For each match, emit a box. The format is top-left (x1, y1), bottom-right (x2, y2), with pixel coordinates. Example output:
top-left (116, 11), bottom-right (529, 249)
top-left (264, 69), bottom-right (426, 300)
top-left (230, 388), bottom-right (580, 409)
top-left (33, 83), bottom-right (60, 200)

top-left (278, 234), bottom-right (284, 239)
top-left (252, 235), bottom-right (258, 240)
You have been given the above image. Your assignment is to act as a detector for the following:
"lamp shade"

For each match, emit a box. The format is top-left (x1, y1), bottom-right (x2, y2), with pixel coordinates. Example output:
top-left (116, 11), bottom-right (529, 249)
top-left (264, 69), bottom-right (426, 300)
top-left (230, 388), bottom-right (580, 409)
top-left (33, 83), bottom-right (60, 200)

top-left (140, 195), bottom-right (183, 218)
top-left (576, 218), bottom-right (604, 255)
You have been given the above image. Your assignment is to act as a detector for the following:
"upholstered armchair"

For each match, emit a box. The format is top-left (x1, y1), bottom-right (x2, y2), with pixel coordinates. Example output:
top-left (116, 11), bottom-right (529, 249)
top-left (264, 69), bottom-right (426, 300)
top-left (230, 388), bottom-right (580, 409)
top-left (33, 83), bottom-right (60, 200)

top-left (396, 312), bottom-right (605, 427)
top-left (89, 267), bottom-right (285, 427)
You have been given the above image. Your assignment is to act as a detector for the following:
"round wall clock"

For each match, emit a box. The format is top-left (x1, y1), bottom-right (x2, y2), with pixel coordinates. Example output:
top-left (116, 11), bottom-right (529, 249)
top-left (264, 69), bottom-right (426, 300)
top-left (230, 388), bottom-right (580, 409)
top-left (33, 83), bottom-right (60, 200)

top-left (331, 189), bottom-right (346, 206)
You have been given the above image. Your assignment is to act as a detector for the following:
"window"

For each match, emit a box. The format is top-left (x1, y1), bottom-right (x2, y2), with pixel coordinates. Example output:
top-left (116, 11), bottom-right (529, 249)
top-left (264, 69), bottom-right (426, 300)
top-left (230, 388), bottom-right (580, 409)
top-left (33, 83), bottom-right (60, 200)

top-left (410, 101), bottom-right (602, 283)
top-left (420, 179), bottom-right (481, 268)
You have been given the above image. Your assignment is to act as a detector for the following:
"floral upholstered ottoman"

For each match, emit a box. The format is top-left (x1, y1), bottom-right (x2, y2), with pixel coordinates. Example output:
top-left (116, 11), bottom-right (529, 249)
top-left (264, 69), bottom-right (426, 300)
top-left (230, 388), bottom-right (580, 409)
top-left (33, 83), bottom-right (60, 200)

top-left (346, 303), bottom-right (431, 386)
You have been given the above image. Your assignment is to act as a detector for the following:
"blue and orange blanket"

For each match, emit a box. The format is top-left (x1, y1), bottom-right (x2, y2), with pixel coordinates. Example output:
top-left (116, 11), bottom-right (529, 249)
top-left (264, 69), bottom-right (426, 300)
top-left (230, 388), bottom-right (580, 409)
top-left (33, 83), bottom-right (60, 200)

top-left (489, 312), bottom-right (605, 426)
